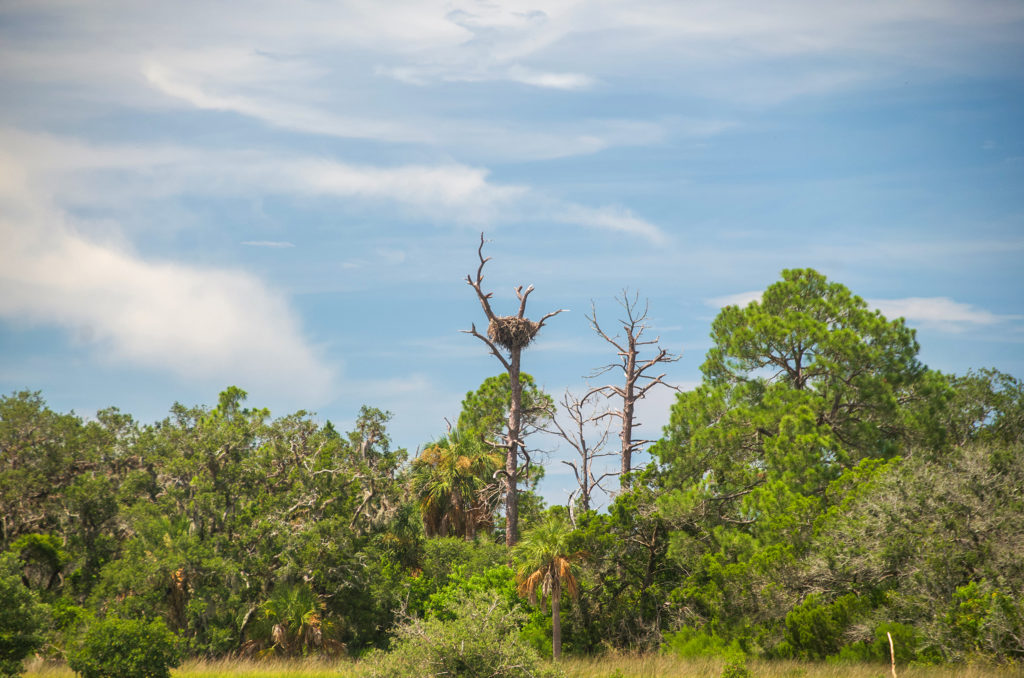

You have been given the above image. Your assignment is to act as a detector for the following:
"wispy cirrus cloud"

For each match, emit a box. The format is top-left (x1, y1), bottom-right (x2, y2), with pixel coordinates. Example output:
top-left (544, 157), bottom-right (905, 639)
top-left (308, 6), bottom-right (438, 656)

top-left (241, 240), bottom-right (294, 248)
top-left (380, 62), bottom-right (596, 91)
top-left (556, 204), bottom-right (666, 244)
top-left (142, 51), bottom-right (672, 161)
top-left (868, 297), bottom-right (1023, 333)
top-left (142, 60), bottom-right (428, 144)
top-left (5, 129), bottom-right (668, 243)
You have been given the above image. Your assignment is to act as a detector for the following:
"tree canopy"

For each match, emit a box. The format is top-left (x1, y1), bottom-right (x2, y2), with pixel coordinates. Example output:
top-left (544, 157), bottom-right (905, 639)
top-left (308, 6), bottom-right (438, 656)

top-left (0, 268), bottom-right (1021, 673)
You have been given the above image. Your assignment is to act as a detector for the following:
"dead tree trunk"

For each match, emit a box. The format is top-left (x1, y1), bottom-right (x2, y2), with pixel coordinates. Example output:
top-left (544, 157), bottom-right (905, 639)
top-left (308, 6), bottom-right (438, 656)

top-left (587, 291), bottom-right (680, 491)
top-left (463, 233), bottom-right (565, 546)
top-left (543, 389), bottom-right (618, 520)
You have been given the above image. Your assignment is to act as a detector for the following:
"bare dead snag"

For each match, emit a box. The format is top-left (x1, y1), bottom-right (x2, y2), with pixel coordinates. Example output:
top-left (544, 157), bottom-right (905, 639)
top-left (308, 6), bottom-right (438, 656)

top-left (543, 389), bottom-right (619, 521)
top-left (462, 233), bottom-right (565, 546)
top-left (587, 290), bottom-right (680, 490)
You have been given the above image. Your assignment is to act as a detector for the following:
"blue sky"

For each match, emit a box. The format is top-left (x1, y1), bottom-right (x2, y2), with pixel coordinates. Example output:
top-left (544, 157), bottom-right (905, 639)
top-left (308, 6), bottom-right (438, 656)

top-left (2, 1), bottom-right (1023, 508)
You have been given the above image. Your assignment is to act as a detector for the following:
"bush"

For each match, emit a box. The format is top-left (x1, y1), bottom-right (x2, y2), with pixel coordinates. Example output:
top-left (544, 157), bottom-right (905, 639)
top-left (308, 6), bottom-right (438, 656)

top-left (720, 655), bottom-right (751, 678)
top-left (939, 580), bottom-right (1024, 661)
top-left (363, 589), bottom-right (561, 678)
top-left (67, 617), bottom-right (182, 678)
top-left (779, 593), bottom-right (868, 660)
top-left (663, 627), bottom-right (742, 659)
top-left (833, 621), bottom-right (935, 665)
top-left (0, 553), bottom-right (46, 678)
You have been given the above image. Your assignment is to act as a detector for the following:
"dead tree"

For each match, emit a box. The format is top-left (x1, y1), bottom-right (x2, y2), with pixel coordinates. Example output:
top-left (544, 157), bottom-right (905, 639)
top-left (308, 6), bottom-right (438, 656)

top-left (543, 389), bottom-right (619, 523)
top-left (587, 290), bottom-right (680, 490)
top-left (463, 233), bottom-right (565, 546)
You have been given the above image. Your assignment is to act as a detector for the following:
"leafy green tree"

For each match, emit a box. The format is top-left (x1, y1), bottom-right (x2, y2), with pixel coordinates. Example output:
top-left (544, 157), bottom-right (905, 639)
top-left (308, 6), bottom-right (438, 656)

top-left (567, 482), bottom-right (677, 652)
top-left (0, 552), bottom-right (46, 677)
top-left (806, 441), bottom-right (1024, 662)
top-left (10, 534), bottom-right (67, 596)
top-left (346, 406), bottom-right (407, 533)
top-left (88, 388), bottom-right (412, 656)
top-left (514, 515), bottom-right (579, 660)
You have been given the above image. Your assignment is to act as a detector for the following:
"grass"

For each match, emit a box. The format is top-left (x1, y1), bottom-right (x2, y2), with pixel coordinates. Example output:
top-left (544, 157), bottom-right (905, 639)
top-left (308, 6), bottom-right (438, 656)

top-left (559, 655), bottom-right (1024, 678)
top-left (23, 655), bottom-right (1022, 678)
top-left (24, 657), bottom-right (359, 678)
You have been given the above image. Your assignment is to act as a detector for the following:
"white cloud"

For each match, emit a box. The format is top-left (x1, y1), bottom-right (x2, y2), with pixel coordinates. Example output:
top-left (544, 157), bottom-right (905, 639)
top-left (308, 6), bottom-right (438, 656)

top-left (556, 204), bottom-right (666, 244)
top-left (0, 155), bottom-right (335, 400)
top-left (4, 0), bottom-right (1022, 131)
top-left (707, 290), bottom-right (763, 308)
top-left (284, 158), bottom-right (526, 212)
top-left (505, 65), bottom-right (596, 90)
top-left (4, 129), bottom-right (668, 243)
top-left (869, 297), bottom-right (1022, 332)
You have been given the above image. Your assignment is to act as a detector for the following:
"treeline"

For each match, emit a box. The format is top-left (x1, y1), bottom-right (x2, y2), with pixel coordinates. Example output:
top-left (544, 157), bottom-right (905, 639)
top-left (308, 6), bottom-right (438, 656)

top-left (1, 268), bottom-right (1022, 674)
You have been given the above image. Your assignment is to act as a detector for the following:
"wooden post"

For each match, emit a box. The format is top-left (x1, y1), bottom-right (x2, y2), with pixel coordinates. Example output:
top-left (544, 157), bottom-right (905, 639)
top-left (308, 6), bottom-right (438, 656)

top-left (887, 631), bottom-right (897, 678)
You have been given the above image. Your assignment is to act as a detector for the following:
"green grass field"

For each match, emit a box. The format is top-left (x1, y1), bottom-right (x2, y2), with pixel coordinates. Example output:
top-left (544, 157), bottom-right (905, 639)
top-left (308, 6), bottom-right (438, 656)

top-left (24, 656), bottom-right (1022, 678)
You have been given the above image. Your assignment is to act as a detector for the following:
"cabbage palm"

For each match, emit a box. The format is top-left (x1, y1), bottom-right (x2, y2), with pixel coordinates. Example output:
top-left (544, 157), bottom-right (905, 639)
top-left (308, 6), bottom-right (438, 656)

top-left (513, 514), bottom-right (579, 660)
top-left (241, 583), bottom-right (342, 657)
top-left (410, 430), bottom-right (502, 539)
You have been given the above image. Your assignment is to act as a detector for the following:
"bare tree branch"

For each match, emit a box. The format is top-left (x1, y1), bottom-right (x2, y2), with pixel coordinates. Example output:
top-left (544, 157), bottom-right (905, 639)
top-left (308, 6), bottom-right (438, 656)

top-left (544, 389), bottom-right (619, 512)
top-left (587, 290), bottom-right (681, 489)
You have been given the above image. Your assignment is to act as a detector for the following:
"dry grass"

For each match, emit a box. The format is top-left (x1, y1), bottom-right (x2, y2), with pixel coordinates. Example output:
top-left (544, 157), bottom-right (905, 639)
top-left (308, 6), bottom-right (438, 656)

top-left (24, 657), bottom-right (359, 678)
top-left (23, 655), bottom-right (1021, 678)
top-left (558, 655), bottom-right (1022, 678)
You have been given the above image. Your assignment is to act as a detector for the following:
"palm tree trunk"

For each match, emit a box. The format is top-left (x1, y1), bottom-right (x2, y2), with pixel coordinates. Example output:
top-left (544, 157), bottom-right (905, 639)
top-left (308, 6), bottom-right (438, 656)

top-left (551, 576), bottom-right (562, 660)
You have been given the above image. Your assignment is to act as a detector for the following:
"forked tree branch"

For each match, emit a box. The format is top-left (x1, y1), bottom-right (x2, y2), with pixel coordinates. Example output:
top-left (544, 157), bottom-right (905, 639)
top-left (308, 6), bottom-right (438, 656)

top-left (586, 290), bottom-right (682, 485)
top-left (462, 323), bottom-right (512, 372)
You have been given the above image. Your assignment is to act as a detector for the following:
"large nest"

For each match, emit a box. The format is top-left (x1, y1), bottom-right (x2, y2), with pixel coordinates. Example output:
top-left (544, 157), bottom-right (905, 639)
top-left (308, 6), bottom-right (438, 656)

top-left (488, 315), bottom-right (540, 351)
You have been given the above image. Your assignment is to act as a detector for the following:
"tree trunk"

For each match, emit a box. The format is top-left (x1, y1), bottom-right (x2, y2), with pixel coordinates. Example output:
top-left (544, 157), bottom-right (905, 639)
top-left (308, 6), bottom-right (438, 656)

top-left (505, 350), bottom-right (523, 547)
top-left (620, 344), bottom-right (637, 488)
top-left (551, 575), bottom-right (562, 660)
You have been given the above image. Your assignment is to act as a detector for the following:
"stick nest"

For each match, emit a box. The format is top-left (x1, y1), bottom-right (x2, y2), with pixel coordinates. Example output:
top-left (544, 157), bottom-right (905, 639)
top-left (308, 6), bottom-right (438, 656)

top-left (488, 315), bottom-right (540, 351)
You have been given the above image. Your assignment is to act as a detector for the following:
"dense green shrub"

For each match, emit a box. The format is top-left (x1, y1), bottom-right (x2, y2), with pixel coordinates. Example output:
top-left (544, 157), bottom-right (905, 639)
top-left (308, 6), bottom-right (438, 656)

top-left (67, 616), bottom-right (182, 678)
top-left (777, 593), bottom-right (869, 660)
top-left (939, 580), bottom-right (1024, 661)
top-left (363, 589), bottom-right (561, 678)
top-left (663, 627), bottom-right (740, 659)
top-left (720, 655), bottom-right (751, 678)
top-left (0, 553), bottom-right (46, 678)
top-left (834, 621), bottom-right (931, 665)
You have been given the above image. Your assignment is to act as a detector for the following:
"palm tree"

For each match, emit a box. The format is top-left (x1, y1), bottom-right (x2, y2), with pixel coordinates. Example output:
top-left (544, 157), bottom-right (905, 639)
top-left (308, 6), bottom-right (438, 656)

top-left (240, 583), bottom-right (343, 657)
top-left (410, 430), bottom-right (502, 539)
top-left (513, 514), bottom-right (579, 660)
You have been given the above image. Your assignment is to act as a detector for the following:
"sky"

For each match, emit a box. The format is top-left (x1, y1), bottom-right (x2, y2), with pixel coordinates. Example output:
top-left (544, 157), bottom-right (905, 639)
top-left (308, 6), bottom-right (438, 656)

top-left (2, 1), bottom-right (1023, 508)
